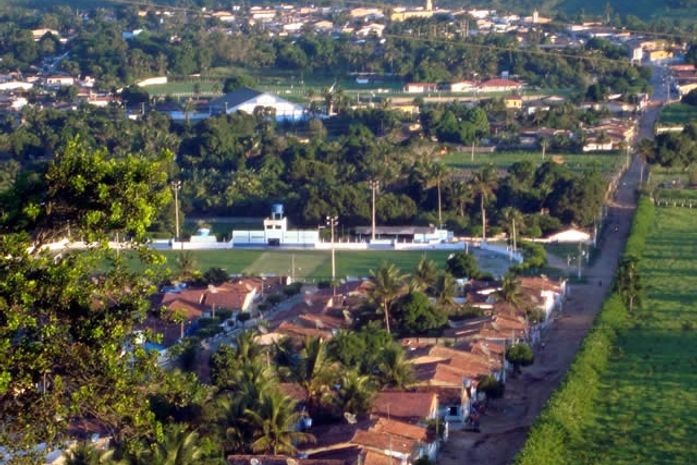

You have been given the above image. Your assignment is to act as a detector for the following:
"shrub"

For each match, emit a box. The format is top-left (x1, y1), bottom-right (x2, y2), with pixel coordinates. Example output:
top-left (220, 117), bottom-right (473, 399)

top-left (283, 282), bottom-right (303, 296)
top-left (266, 293), bottom-right (283, 306)
top-left (506, 343), bottom-right (535, 373)
top-left (478, 375), bottom-right (505, 399)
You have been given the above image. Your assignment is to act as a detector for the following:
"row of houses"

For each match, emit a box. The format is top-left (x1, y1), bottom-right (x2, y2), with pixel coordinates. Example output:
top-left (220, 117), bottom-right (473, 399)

top-left (217, 274), bottom-right (565, 465)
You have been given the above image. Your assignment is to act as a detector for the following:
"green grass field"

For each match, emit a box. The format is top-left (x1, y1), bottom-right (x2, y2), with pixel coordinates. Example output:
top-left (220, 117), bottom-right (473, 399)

top-left (441, 150), bottom-right (623, 175)
top-left (579, 206), bottom-right (697, 464)
top-left (658, 103), bottom-right (697, 126)
top-left (154, 248), bottom-right (512, 281)
top-left (145, 81), bottom-right (220, 97)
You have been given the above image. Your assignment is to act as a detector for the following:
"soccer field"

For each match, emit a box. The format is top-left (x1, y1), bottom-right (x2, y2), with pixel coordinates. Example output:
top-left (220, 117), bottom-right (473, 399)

top-left (157, 247), bottom-right (512, 281)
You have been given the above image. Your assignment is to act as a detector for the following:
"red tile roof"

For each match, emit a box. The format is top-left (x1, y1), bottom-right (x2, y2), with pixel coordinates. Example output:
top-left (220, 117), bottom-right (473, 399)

top-left (369, 417), bottom-right (428, 442)
top-left (350, 429), bottom-right (416, 455)
top-left (372, 391), bottom-right (437, 421)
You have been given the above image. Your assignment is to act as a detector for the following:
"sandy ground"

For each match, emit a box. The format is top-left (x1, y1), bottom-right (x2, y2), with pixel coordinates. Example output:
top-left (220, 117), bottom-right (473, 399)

top-left (438, 93), bottom-right (663, 465)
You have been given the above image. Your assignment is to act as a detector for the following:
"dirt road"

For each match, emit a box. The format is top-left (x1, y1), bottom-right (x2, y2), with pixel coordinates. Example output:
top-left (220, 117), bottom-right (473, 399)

top-left (438, 72), bottom-right (665, 465)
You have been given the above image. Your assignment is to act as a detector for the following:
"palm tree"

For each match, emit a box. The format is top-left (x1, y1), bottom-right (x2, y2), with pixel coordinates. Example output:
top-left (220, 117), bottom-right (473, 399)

top-left (333, 370), bottom-right (375, 417)
top-left (377, 345), bottom-right (414, 389)
top-left (411, 255), bottom-right (438, 293)
top-left (450, 178), bottom-right (472, 218)
top-left (420, 161), bottom-right (448, 227)
top-left (245, 390), bottom-right (315, 455)
top-left (616, 256), bottom-right (641, 312)
top-left (502, 207), bottom-right (525, 253)
top-left (64, 443), bottom-right (119, 465)
top-left (294, 337), bottom-right (335, 414)
top-left (433, 271), bottom-right (456, 306)
top-left (175, 251), bottom-right (199, 282)
top-left (147, 425), bottom-right (206, 465)
top-left (367, 263), bottom-right (406, 334)
top-left (496, 273), bottom-right (523, 309)
top-left (470, 166), bottom-right (498, 241)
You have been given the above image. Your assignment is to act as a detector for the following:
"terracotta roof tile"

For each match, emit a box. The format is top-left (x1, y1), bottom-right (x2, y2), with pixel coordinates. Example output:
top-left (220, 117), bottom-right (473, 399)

top-left (350, 429), bottom-right (416, 455)
top-left (372, 391), bottom-right (437, 421)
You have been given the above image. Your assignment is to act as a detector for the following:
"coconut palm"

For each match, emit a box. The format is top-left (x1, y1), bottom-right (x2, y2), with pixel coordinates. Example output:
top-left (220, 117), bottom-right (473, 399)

top-left (367, 263), bottom-right (407, 334)
top-left (64, 443), bottom-right (120, 465)
top-left (147, 425), bottom-right (206, 465)
top-left (411, 255), bottom-right (438, 293)
top-left (420, 160), bottom-right (448, 227)
top-left (333, 370), bottom-right (375, 417)
top-left (450, 178), bottom-right (472, 218)
top-left (502, 207), bottom-right (525, 253)
top-left (175, 251), bottom-right (199, 282)
top-left (293, 337), bottom-right (335, 414)
top-left (377, 345), bottom-right (414, 389)
top-left (245, 390), bottom-right (315, 455)
top-left (496, 273), bottom-right (523, 309)
top-left (433, 271), bottom-right (457, 306)
top-left (470, 166), bottom-right (498, 241)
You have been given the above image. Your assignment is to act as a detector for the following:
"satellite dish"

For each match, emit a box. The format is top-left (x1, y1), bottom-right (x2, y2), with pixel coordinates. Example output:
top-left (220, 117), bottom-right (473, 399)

top-left (344, 412), bottom-right (357, 424)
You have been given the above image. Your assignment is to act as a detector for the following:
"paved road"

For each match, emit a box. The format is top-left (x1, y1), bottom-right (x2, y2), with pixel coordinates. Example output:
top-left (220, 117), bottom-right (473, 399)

top-left (438, 65), bottom-right (666, 465)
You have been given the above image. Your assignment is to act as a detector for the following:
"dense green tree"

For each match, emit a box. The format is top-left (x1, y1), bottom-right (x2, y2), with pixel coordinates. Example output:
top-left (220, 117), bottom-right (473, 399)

top-left (506, 343), bottom-right (535, 374)
top-left (446, 251), bottom-right (480, 279)
top-left (394, 291), bottom-right (447, 336)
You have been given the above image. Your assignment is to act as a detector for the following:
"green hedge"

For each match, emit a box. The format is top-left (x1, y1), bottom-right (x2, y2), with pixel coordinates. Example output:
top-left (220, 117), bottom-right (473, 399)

top-left (513, 197), bottom-right (655, 465)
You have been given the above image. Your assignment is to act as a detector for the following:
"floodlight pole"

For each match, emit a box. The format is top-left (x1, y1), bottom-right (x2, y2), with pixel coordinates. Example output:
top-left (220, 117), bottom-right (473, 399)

top-left (171, 180), bottom-right (182, 242)
top-left (369, 180), bottom-right (380, 241)
top-left (326, 215), bottom-right (339, 283)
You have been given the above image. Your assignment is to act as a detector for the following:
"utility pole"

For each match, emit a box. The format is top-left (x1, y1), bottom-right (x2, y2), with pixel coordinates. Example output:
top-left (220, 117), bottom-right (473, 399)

top-left (171, 180), bottom-right (182, 242)
top-left (326, 215), bottom-right (339, 285)
top-left (369, 179), bottom-right (380, 241)
top-left (471, 140), bottom-right (475, 162)
top-left (541, 140), bottom-right (546, 161)
top-left (625, 144), bottom-right (630, 170)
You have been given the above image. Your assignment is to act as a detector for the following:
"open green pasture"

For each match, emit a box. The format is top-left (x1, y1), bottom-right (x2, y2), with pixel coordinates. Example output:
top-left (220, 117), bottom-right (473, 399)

top-left (144, 81), bottom-right (221, 97)
top-left (441, 150), bottom-right (623, 175)
top-left (152, 247), bottom-right (512, 281)
top-left (581, 206), bottom-right (697, 464)
top-left (658, 103), bottom-right (697, 126)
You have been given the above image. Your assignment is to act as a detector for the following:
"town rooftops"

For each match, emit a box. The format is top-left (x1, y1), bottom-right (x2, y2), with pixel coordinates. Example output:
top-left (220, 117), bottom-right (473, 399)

top-left (369, 417), bottom-right (428, 442)
top-left (371, 391), bottom-right (437, 421)
top-left (228, 456), bottom-right (347, 465)
top-left (350, 429), bottom-right (416, 455)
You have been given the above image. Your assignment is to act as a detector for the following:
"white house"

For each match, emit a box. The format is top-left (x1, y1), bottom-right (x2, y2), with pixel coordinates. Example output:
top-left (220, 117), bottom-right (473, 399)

top-left (449, 80), bottom-right (477, 92)
top-left (208, 87), bottom-right (305, 122)
top-left (0, 81), bottom-right (33, 91)
top-left (45, 75), bottom-right (75, 87)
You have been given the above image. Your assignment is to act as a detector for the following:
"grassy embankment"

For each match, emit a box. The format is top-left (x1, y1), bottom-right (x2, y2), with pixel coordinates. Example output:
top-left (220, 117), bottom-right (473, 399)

top-left (515, 197), bottom-right (697, 465)
top-left (657, 103), bottom-right (697, 126)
